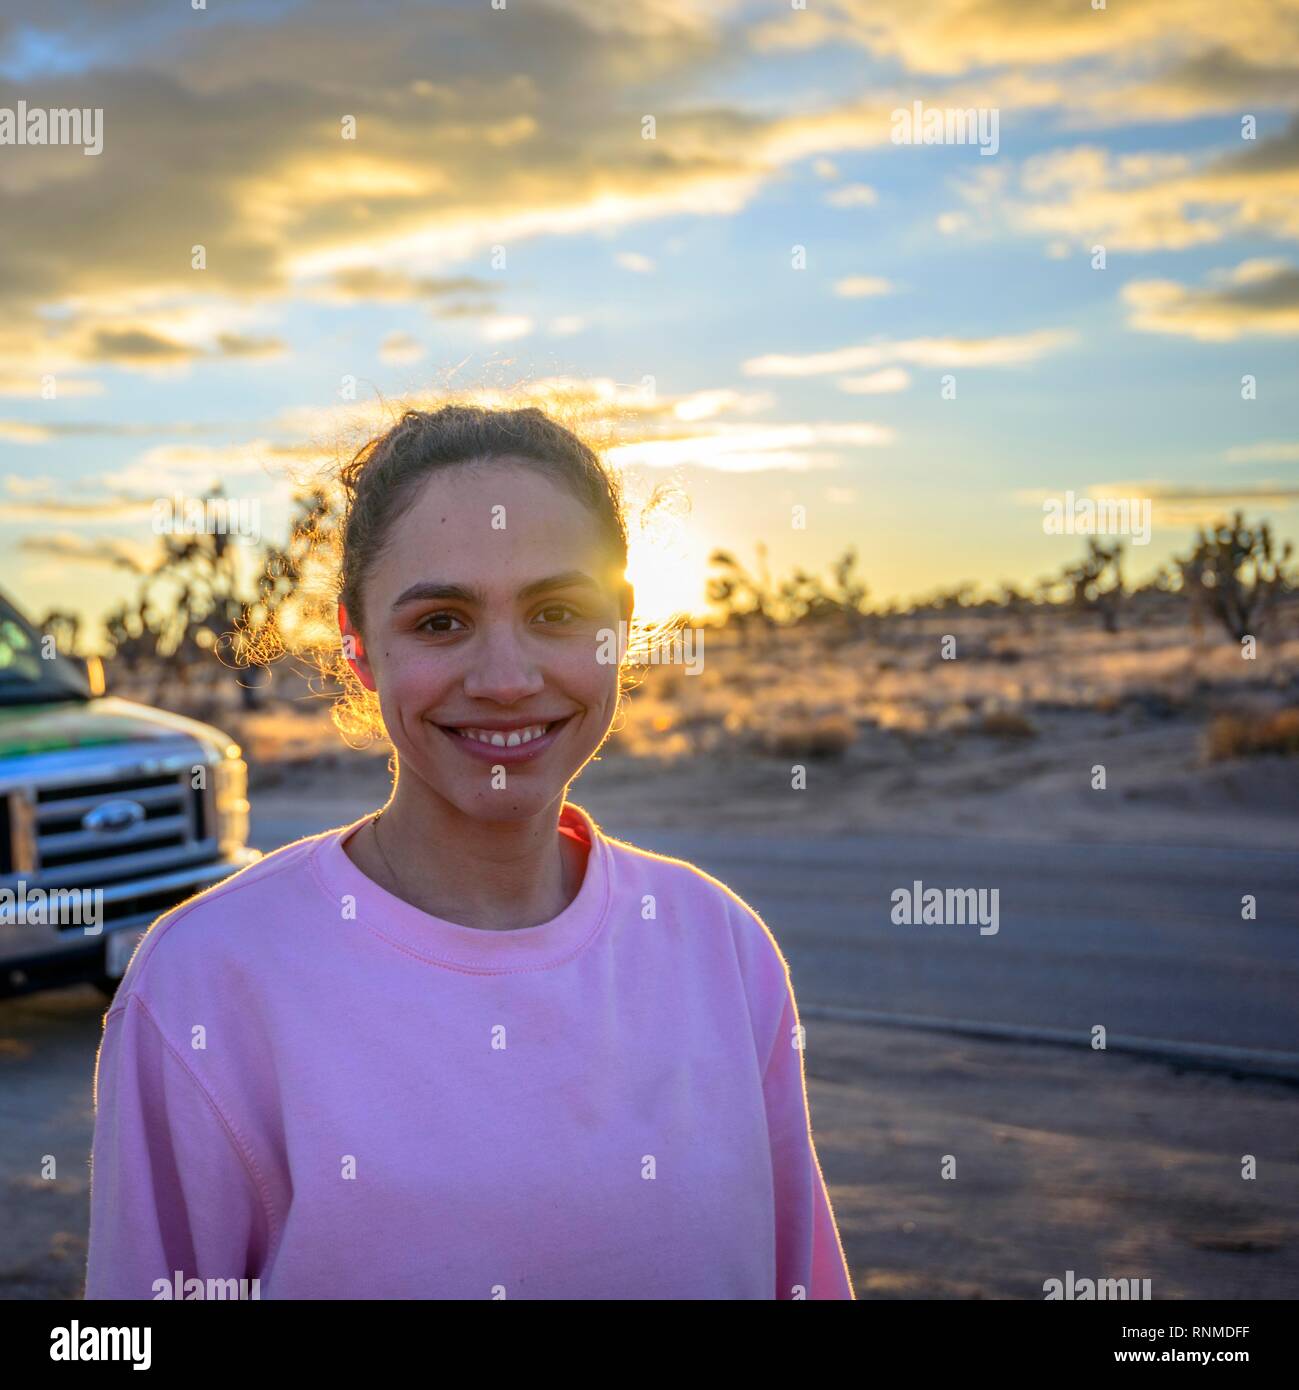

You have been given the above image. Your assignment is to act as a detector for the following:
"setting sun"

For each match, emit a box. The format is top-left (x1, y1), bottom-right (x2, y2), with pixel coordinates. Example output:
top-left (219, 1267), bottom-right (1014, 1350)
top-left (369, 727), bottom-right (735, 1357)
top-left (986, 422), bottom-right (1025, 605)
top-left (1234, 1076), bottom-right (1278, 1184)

top-left (622, 524), bottom-right (710, 630)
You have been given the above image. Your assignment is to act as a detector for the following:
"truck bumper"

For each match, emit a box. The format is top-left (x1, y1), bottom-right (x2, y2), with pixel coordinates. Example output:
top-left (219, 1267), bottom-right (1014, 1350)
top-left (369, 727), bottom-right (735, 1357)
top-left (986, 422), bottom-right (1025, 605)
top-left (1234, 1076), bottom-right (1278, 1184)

top-left (0, 848), bottom-right (262, 999)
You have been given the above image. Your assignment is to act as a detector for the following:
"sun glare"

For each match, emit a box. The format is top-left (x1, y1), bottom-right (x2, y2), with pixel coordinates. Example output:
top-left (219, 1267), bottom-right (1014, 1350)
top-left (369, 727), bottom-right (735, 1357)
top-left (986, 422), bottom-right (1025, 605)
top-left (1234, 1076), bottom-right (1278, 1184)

top-left (623, 529), bottom-right (708, 629)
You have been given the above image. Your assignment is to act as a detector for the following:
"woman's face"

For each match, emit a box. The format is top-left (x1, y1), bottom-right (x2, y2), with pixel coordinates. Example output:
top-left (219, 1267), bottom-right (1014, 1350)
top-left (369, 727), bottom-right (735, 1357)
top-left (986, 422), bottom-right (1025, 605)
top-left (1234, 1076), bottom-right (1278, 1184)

top-left (340, 457), bottom-right (632, 823)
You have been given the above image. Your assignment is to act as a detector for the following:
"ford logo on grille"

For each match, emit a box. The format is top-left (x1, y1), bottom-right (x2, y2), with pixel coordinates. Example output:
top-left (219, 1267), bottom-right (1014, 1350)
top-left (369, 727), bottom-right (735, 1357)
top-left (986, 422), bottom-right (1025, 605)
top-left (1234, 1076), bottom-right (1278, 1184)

top-left (82, 800), bottom-right (147, 834)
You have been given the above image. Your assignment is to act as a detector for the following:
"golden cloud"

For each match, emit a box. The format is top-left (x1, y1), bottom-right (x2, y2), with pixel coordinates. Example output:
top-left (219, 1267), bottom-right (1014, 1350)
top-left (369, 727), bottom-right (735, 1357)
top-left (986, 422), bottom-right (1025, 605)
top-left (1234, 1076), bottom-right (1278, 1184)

top-left (750, 0), bottom-right (1299, 113)
top-left (1122, 258), bottom-right (1299, 339)
top-left (744, 329), bottom-right (1075, 376)
top-left (17, 531), bottom-right (158, 574)
top-left (991, 117), bottom-right (1299, 253)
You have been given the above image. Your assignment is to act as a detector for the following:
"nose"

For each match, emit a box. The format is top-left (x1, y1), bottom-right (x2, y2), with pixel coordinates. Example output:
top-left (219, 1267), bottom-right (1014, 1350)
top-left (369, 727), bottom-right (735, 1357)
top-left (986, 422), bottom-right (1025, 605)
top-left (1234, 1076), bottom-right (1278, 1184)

top-left (461, 622), bottom-right (545, 705)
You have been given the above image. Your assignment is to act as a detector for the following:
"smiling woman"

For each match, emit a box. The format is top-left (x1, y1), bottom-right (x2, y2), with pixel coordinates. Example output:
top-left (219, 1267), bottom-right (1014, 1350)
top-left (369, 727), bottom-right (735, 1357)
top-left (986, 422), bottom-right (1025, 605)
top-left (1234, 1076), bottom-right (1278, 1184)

top-left (84, 401), bottom-right (854, 1301)
top-left (329, 407), bottom-right (637, 926)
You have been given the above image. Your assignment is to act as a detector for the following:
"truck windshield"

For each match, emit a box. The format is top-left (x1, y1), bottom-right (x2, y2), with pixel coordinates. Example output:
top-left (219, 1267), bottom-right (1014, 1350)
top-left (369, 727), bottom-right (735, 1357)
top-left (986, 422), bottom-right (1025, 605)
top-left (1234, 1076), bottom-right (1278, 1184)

top-left (0, 594), bottom-right (90, 705)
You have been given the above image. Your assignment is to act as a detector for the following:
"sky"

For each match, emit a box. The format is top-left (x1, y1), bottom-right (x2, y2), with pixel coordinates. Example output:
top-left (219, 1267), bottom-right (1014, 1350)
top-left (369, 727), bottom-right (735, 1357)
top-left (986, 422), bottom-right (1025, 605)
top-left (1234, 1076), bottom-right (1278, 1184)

top-left (1, 0), bottom-right (1298, 648)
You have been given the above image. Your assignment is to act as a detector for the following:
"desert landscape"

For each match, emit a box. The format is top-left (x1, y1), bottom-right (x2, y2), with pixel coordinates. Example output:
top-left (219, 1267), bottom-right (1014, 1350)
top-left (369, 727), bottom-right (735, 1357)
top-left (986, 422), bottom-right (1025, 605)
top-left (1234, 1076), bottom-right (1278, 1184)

top-left (122, 595), bottom-right (1298, 853)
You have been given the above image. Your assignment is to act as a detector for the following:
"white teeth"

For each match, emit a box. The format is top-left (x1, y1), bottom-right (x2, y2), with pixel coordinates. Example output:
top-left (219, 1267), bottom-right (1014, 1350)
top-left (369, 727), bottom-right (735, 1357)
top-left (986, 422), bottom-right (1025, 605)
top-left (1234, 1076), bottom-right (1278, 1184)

top-left (454, 723), bottom-right (550, 747)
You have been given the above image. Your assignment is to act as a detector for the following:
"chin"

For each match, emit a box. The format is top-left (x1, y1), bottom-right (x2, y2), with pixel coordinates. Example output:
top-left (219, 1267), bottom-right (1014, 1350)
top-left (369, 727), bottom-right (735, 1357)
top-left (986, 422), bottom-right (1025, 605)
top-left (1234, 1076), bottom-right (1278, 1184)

top-left (447, 784), bottom-right (566, 823)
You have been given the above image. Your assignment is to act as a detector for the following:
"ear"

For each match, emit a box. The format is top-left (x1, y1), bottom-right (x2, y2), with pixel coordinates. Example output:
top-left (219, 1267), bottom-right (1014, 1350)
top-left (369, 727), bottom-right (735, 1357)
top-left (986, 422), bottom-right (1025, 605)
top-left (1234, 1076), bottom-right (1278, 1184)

top-left (338, 601), bottom-right (377, 692)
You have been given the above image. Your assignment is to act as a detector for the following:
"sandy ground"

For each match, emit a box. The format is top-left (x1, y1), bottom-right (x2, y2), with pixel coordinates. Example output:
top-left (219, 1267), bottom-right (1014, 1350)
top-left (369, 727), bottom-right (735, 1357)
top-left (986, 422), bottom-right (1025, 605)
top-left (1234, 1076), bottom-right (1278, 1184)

top-left (809, 1018), bottom-right (1299, 1299)
top-left (1, 986), bottom-right (1295, 1300)
top-left (242, 714), bottom-right (1299, 853)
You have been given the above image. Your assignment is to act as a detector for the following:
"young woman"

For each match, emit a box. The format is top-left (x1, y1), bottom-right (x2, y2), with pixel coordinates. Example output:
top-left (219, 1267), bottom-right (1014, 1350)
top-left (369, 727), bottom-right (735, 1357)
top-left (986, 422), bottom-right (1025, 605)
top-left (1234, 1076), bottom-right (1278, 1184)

top-left (85, 404), bottom-right (854, 1300)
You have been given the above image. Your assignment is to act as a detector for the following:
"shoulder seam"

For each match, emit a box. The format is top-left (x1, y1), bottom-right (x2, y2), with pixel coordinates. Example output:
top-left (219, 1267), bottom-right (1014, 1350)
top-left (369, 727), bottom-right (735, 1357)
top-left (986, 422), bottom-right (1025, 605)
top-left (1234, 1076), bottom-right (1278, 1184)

top-left (609, 836), bottom-right (789, 958)
top-left (600, 835), bottom-right (792, 1082)
top-left (120, 837), bottom-right (323, 995)
top-left (111, 993), bottom-right (282, 1259)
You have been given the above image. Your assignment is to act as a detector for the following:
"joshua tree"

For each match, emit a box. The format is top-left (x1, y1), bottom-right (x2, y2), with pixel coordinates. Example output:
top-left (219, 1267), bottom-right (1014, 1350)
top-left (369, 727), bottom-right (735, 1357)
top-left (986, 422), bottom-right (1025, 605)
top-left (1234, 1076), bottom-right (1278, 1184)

top-left (37, 610), bottom-right (82, 656)
top-left (777, 548), bottom-right (871, 632)
top-left (708, 543), bottom-right (872, 642)
top-left (1176, 512), bottom-right (1295, 642)
top-left (1063, 539), bottom-right (1124, 632)
top-left (707, 544), bottom-right (780, 645)
top-left (102, 483), bottom-right (262, 706)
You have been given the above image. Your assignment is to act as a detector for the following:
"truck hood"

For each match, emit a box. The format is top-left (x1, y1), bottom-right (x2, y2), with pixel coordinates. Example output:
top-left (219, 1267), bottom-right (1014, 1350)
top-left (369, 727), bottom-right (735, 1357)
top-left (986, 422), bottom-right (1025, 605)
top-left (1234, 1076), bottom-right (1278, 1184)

top-left (0, 696), bottom-right (237, 761)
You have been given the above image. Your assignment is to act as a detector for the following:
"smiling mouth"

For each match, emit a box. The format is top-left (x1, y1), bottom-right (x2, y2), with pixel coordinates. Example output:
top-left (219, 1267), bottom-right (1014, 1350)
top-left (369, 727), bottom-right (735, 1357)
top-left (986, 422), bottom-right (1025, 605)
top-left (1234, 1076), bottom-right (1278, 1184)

top-left (435, 716), bottom-right (572, 748)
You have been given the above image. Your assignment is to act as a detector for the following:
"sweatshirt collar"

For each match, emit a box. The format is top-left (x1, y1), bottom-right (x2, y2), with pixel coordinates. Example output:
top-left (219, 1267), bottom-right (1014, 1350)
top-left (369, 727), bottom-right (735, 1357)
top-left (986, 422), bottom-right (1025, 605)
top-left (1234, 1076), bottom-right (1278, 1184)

top-left (311, 800), bottom-right (611, 973)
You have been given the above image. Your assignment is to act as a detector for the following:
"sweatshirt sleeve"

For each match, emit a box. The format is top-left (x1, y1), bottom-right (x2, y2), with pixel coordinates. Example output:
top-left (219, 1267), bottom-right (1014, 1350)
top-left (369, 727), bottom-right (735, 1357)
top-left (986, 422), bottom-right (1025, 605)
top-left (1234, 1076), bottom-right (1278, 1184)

top-left (85, 992), bottom-right (272, 1299)
top-left (762, 954), bottom-right (855, 1300)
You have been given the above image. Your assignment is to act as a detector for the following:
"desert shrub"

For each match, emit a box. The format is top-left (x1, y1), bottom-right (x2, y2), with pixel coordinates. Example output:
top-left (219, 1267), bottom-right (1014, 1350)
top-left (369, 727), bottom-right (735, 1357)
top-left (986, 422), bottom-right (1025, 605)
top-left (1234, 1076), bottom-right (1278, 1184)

top-left (1204, 708), bottom-right (1299, 761)
top-left (1179, 513), bottom-right (1295, 642)
top-left (976, 710), bottom-right (1037, 739)
top-left (754, 713), bottom-right (858, 759)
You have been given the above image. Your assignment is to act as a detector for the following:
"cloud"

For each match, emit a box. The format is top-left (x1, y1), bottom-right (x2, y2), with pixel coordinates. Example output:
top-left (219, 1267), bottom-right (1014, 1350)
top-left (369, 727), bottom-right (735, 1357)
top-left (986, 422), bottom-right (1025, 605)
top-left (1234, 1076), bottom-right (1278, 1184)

top-left (0, 294), bottom-right (292, 377)
top-left (379, 331), bottom-right (426, 365)
top-left (316, 267), bottom-right (497, 304)
top-left (214, 333), bottom-right (288, 359)
top-left (1, 476), bottom-right (155, 521)
top-left (0, 421), bottom-right (50, 443)
top-left (84, 328), bottom-right (193, 363)
top-left (1225, 440), bottom-right (1299, 463)
top-left (0, 0), bottom-right (1293, 404)
top-left (0, 418), bottom-right (228, 443)
top-left (615, 252), bottom-right (656, 273)
top-left (0, 0), bottom-right (1080, 396)
top-left (268, 376), bottom-right (864, 476)
top-left (1, 437), bottom-right (307, 521)
top-left (825, 183), bottom-right (877, 208)
top-left (981, 117), bottom-right (1299, 254)
top-left (1084, 43), bottom-right (1299, 123)
top-left (1016, 478), bottom-right (1299, 527)
top-left (749, 0), bottom-right (1299, 122)
top-left (838, 367), bottom-right (911, 393)
top-left (0, 373), bottom-right (104, 398)
top-left (100, 441), bottom-right (312, 492)
top-left (78, 325), bottom-right (287, 366)
top-left (0, 2), bottom-right (753, 383)
top-left (834, 275), bottom-right (894, 297)
top-left (936, 211), bottom-right (972, 235)
top-left (16, 531), bottom-right (157, 574)
top-left (891, 331), bottom-right (1076, 365)
top-left (744, 328), bottom-right (1075, 375)
top-left (481, 315), bottom-right (534, 342)
top-left (1122, 259), bottom-right (1299, 339)
top-left (606, 421), bottom-right (895, 472)
top-left (670, 388), bottom-right (774, 421)
top-left (1119, 481), bottom-right (1299, 525)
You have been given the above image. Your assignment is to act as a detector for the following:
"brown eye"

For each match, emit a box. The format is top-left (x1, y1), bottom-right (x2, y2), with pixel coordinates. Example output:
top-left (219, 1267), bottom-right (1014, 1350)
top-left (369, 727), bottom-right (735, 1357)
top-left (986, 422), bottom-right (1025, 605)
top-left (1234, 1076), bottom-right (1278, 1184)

top-left (534, 603), bottom-right (579, 624)
top-left (417, 611), bottom-right (467, 634)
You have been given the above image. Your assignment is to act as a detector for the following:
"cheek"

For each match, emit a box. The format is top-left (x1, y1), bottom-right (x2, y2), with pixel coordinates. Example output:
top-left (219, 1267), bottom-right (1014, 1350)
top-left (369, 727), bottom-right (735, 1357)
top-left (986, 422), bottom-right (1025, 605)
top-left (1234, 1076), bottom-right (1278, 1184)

top-left (377, 647), bottom-right (453, 709)
top-left (564, 646), bottom-right (619, 708)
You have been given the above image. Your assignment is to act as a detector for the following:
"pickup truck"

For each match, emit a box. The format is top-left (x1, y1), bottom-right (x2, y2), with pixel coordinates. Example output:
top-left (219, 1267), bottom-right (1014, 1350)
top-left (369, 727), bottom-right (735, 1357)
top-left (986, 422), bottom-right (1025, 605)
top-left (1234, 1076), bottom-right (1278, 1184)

top-left (0, 588), bottom-right (261, 999)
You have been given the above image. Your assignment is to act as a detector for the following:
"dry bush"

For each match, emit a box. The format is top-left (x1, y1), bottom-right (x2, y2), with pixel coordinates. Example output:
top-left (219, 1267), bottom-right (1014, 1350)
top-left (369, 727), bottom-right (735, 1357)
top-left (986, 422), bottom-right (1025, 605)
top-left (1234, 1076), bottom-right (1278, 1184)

top-left (753, 713), bottom-right (858, 759)
top-left (1204, 708), bottom-right (1299, 761)
top-left (976, 710), bottom-right (1038, 740)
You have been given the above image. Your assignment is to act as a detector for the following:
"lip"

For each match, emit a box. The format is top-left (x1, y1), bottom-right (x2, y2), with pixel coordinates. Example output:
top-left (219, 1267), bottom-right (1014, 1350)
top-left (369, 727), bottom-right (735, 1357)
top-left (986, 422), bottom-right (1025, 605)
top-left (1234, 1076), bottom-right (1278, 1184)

top-left (432, 714), bottom-right (575, 764)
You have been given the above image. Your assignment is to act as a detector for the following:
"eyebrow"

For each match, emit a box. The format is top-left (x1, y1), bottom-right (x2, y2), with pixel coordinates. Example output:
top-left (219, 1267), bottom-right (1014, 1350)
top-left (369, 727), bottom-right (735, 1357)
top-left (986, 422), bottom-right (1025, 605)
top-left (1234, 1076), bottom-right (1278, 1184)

top-left (390, 569), bottom-right (604, 612)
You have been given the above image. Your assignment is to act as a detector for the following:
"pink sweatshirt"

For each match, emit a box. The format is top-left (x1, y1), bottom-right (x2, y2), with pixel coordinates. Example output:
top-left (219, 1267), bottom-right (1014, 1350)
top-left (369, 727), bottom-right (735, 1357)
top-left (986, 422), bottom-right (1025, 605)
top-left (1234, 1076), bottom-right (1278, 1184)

top-left (85, 802), bottom-right (854, 1300)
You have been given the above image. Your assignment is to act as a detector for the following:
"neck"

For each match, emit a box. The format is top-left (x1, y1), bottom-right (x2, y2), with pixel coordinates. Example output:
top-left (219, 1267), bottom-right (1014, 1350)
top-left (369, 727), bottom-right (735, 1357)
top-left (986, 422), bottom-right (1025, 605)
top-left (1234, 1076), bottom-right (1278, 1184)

top-left (352, 778), bottom-right (583, 932)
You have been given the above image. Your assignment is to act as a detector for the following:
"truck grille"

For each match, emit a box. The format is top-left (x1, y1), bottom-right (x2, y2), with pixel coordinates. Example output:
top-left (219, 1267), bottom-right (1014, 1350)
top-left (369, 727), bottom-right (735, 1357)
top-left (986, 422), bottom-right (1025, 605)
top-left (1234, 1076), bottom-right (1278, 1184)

top-left (37, 772), bottom-right (191, 866)
top-left (25, 766), bottom-right (211, 889)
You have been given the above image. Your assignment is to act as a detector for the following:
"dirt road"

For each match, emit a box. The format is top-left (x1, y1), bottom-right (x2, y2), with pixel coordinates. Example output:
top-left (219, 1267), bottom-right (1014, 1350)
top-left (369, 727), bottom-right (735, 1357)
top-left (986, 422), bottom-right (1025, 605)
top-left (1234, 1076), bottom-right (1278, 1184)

top-left (2, 983), bottom-right (1295, 1299)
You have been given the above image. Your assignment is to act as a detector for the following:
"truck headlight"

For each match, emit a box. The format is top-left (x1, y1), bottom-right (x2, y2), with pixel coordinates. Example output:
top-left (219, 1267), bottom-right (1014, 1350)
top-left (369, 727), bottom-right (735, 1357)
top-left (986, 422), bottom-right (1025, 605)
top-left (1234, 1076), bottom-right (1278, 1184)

top-left (214, 749), bottom-right (250, 854)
